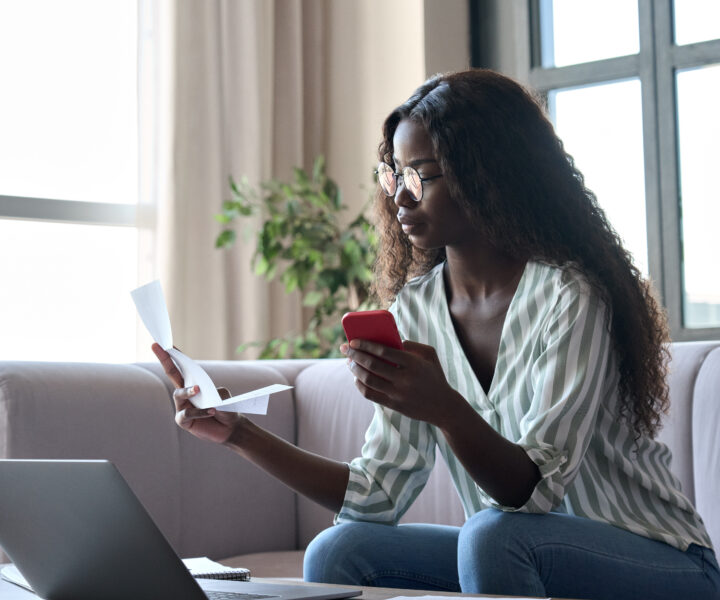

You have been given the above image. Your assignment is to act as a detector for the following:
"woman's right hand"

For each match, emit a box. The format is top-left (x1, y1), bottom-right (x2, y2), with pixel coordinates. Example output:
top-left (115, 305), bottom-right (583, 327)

top-left (152, 343), bottom-right (244, 444)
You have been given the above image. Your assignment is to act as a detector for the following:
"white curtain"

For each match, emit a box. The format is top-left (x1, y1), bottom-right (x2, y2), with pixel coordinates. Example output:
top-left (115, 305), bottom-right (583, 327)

top-left (147, 0), bottom-right (426, 360)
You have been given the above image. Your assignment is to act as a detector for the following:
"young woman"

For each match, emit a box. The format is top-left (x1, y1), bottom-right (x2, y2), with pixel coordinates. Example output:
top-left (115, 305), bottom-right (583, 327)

top-left (154, 69), bottom-right (720, 599)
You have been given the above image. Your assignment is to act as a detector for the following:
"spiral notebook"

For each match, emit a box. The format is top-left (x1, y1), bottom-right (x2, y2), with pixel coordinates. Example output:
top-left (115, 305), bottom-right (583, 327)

top-left (184, 557), bottom-right (250, 581)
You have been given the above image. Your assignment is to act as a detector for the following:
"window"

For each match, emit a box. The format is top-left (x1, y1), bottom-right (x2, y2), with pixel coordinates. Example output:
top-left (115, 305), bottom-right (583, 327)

top-left (0, 0), bottom-right (148, 362)
top-left (471, 0), bottom-right (720, 340)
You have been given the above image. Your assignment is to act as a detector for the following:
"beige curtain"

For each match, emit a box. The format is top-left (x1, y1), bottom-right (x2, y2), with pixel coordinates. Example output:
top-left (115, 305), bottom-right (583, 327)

top-left (150, 0), bottom-right (426, 360)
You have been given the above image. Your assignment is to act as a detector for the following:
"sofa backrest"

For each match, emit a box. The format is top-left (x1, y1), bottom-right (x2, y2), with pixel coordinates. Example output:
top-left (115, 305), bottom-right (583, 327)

top-left (292, 359), bottom-right (465, 547)
top-left (1, 341), bottom-right (718, 562)
top-left (135, 360), bottom-right (302, 559)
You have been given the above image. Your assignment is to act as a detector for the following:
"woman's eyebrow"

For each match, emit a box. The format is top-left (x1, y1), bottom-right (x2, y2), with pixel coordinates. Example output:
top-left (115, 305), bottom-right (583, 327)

top-left (391, 157), bottom-right (439, 168)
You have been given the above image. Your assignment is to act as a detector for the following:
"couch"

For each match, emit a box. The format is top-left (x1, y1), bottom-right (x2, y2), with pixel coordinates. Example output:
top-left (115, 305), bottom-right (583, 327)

top-left (1, 341), bottom-right (718, 576)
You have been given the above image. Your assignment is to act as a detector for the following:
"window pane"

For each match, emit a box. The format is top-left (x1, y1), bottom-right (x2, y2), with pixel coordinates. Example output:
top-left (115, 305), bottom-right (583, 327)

top-left (0, 219), bottom-right (138, 362)
top-left (0, 0), bottom-right (138, 204)
top-left (676, 64), bottom-right (720, 328)
top-left (540, 0), bottom-right (639, 68)
top-left (549, 79), bottom-right (648, 275)
top-left (674, 0), bottom-right (720, 46)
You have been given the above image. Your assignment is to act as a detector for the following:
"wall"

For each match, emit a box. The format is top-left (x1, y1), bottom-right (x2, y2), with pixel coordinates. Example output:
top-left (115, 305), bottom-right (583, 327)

top-left (424, 0), bottom-right (471, 77)
top-left (324, 0), bottom-right (470, 219)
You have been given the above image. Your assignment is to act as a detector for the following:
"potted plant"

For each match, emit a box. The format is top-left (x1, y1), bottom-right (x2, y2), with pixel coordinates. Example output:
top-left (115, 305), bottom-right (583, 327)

top-left (215, 156), bottom-right (377, 358)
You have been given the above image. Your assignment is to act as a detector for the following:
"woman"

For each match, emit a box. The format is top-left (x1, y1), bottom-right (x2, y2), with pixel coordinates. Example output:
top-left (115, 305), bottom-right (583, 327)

top-left (154, 69), bottom-right (720, 599)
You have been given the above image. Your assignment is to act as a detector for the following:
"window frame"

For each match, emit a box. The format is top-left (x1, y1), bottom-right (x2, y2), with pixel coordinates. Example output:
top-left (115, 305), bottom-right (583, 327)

top-left (470, 0), bottom-right (720, 341)
top-left (0, 196), bottom-right (137, 227)
top-left (0, 0), bottom-right (146, 232)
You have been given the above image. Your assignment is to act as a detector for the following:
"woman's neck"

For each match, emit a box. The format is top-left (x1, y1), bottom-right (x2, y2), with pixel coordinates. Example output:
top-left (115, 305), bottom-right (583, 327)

top-left (444, 245), bottom-right (527, 302)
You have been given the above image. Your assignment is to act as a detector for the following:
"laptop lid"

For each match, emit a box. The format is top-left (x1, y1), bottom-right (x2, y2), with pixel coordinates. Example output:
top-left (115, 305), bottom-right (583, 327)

top-left (0, 460), bottom-right (360, 600)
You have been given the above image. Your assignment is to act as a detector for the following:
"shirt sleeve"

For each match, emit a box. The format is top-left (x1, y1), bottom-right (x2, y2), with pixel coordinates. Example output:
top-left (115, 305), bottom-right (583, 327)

top-left (477, 275), bottom-right (614, 514)
top-left (335, 299), bottom-right (437, 524)
top-left (335, 404), bottom-right (437, 524)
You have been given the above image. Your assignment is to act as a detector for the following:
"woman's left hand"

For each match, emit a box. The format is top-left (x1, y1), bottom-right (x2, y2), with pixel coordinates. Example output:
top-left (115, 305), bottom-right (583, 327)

top-left (341, 339), bottom-right (464, 427)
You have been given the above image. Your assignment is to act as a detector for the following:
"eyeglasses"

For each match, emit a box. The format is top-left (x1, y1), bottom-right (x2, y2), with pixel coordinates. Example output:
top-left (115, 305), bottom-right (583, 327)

top-left (375, 162), bottom-right (443, 203)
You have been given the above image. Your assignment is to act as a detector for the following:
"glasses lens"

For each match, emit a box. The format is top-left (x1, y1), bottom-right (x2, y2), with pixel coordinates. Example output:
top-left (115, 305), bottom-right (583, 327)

top-left (377, 163), bottom-right (396, 196)
top-left (403, 167), bottom-right (422, 202)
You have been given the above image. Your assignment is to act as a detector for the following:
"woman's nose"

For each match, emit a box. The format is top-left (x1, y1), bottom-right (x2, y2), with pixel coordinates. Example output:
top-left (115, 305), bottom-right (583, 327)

top-left (393, 181), bottom-right (416, 208)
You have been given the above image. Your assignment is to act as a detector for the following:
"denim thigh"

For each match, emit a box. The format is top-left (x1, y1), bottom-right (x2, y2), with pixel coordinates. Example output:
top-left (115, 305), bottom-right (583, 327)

top-left (303, 511), bottom-right (720, 599)
top-left (458, 509), bottom-right (720, 600)
top-left (303, 521), bottom-right (461, 591)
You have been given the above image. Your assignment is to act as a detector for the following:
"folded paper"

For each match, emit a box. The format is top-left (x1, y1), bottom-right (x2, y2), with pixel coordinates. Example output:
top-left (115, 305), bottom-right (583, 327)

top-left (131, 280), bottom-right (291, 414)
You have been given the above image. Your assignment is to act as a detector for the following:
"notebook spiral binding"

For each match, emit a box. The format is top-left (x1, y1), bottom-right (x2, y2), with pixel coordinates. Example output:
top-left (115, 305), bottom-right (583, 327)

top-left (193, 568), bottom-right (250, 581)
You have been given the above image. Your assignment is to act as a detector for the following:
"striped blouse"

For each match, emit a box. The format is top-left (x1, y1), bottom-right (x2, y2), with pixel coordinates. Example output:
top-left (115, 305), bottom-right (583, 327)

top-left (337, 260), bottom-right (712, 551)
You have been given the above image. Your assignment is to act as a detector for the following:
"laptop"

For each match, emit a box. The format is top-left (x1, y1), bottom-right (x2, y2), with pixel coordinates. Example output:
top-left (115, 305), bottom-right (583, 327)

top-left (0, 459), bottom-right (362, 600)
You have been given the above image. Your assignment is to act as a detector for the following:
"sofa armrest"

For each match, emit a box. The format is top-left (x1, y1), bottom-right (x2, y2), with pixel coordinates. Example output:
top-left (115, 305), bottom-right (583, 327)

top-left (692, 346), bottom-right (720, 551)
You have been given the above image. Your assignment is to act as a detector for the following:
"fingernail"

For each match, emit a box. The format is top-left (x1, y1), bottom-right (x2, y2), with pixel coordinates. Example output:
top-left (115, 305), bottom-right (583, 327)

top-left (186, 385), bottom-right (197, 396)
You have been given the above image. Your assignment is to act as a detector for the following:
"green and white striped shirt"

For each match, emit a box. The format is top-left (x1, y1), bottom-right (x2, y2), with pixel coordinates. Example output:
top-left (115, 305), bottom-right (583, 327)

top-left (338, 260), bottom-right (712, 551)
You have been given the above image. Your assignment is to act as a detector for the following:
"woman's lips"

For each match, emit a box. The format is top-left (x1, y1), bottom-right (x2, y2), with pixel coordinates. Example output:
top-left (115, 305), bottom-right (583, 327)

top-left (397, 215), bottom-right (422, 234)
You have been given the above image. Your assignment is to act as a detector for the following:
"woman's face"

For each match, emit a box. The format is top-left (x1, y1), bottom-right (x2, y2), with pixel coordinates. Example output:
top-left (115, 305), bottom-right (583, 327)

top-left (391, 118), bottom-right (475, 251)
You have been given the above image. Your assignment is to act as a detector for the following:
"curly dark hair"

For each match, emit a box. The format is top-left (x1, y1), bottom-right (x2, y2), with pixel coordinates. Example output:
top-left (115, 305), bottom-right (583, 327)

top-left (372, 68), bottom-right (670, 439)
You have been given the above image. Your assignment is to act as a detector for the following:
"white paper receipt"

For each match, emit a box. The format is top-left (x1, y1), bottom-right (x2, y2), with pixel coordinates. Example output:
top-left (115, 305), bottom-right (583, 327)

top-left (131, 280), bottom-right (292, 414)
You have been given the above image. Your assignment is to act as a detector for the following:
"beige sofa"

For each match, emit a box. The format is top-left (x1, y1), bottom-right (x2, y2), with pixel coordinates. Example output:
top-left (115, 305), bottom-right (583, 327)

top-left (1, 341), bottom-right (718, 576)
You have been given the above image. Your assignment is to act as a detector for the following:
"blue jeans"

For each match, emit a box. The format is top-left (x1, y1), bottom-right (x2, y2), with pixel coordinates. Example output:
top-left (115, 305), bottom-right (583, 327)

top-left (303, 510), bottom-right (720, 599)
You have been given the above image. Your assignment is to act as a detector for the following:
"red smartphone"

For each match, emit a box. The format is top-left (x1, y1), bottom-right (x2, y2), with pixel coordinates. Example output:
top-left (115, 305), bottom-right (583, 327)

top-left (341, 310), bottom-right (403, 350)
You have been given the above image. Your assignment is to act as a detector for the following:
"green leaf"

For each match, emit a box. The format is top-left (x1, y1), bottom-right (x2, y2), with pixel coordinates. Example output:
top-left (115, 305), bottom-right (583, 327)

top-left (229, 176), bottom-right (242, 197)
top-left (277, 340), bottom-right (289, 358)
top-left (255, 256), bottom-right (270, 276)
top-left (215, 229), bottom-right (236, 248)
top-left (303, 290), bottom-right (324, 307)
top-left (323, 179), bottom-right (341, 209)
top-left (342, 239), bottom-right (361, 262)
top-left (312, 156), bottom-right (326, 182)
top-left (293, 167), bottom-right (310, 186)
top-left (282, 270), bottom-right (299, 293)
